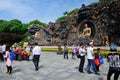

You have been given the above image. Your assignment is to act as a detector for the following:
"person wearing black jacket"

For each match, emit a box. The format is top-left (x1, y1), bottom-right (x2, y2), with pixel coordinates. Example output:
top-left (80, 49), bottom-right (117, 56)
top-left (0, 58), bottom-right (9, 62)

top-left (107, 49), bottom-right (120, 80)
top-left (94, 48), bottom-right (101, 72)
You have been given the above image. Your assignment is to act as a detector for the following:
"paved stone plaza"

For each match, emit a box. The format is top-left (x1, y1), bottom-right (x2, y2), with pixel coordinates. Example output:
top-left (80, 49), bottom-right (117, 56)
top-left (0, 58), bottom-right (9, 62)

top-left (0, 52), bottom-right (118, 80)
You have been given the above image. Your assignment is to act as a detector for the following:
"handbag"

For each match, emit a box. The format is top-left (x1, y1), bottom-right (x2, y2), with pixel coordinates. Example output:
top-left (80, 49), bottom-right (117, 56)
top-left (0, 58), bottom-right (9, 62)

top-left (94, 58), bottom-right (100, 66)
top-left (76, 54), bottom-right (81, 58)
top-left (99, 56), bottom-right (104, 65)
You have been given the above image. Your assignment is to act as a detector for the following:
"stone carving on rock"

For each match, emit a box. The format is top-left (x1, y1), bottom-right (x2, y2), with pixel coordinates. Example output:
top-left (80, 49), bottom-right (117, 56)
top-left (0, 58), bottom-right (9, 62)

top-left (35, 32), bottom-right (40, 39)
top-left (28, 1), bottom-right (120, 46)
top-left (100, 33), bottom-right (110, 46)
top-left (28, 24), bottom-right (51, 46)
top-left (79, 24), bottom-right (91, 38)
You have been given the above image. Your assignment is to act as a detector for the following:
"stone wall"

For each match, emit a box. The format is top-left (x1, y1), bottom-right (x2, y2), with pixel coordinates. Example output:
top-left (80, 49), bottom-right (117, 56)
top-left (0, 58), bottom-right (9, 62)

top-left (28, 1), bottom-right (120, 46)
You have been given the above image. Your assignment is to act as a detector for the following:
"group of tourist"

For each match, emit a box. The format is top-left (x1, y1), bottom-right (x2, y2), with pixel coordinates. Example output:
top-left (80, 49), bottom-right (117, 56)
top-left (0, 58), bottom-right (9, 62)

top-left (0, 43), bottom-right (32, 62)
top-left (12, 44), bottom-right (31, 61)
top-left (63, 42), bottom-right (100, 75)
top-left (63, 42), bottom-right (120, 80)
top-left (0, 42), bottom-right (42, 75)
top-left (0, 42), bottom-right (119, 80)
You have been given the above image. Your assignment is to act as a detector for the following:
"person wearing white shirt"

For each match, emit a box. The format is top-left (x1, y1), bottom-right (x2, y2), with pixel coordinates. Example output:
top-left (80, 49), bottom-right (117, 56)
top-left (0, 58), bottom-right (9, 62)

top-left (0, 45), bottom-right (4, 61)
top-left (87, 42), bottom-right (99, 75)
top-left (79, 44), bottom-right (85, 73)
top-left (25, 46), bottom-right (31, 61)
top-left (32, 43), bottom-right (42, 71)
top-left (2, 44), bottom-right (6, 55)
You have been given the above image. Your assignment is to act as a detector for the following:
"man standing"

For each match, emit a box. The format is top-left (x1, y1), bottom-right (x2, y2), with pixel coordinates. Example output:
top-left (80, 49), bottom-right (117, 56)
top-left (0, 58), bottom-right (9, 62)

top-left (32, 43), bottom-right (42, 71)
top-left (79, 44), bottom-right (85, 73)
top-left (107, 46), bottom-right (120, 80)
top-left (63, 45), bottom-right (68, 59)
top-left (87, 42), bottom-right (99, 75)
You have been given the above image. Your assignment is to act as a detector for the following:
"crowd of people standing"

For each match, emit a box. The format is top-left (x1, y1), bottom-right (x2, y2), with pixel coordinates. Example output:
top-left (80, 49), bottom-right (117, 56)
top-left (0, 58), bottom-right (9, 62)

top-left (0, 42), bottom-right (119, 80)
top-left (64, 42), bottom-right (100, 75)
top-left (63, 42), bottom-right (120, 80)
top-left (0, 43), bottom-right (42, 75)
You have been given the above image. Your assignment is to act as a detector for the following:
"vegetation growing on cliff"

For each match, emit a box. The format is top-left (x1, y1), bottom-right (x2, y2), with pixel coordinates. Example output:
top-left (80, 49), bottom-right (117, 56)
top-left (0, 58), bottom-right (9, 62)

top-left (56, 8), bottom-right (79, 21)
top-left (0, 19), bottom-right (46, 45)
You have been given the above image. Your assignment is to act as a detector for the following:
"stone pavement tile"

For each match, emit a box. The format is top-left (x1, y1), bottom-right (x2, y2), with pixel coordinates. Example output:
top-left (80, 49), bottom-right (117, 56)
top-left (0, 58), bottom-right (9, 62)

top-left (44, 78), bottom-right (55, 80)
top-left (30, 75), bottom-right (45, 80)
top-left (54, 68), bottom-right (67, 73)
top-left (56, 72), bottom-right (71, 78)
top-left (0, 52), bottom-right (117, 80)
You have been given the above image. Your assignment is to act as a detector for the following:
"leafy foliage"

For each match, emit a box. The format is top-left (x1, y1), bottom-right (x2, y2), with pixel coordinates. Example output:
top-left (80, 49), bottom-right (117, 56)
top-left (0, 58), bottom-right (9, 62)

top-left (19, 37), bottom-right (29, 47)
top-left (29, 19), bottom-right (46, 27)
top-left (0, 19), bottom-right (46, 46)
top-left (99, 0), bottom-right (117, 2)
top-left (67, 8), bottom-right (79, 16)
top-left (56, 16), bottom-right (66, 21)
top-left (21, 23), bottom-right (29, 34)
top-left (9, 19), bottom-right (22, 34)
top-left (0, 19), bottom-right (23, 34)
top-left (56, 8), bottom-right (79, 21)
top-left (0, 20), bottom-right (8, 33)
top-left (0, 19), bottom-right (24, 45)
top-left (99, 0), bottom-right (104, 2)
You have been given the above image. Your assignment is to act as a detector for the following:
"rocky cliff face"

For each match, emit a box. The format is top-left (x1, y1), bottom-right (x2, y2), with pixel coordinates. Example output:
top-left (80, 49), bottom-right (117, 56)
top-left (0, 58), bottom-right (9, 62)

top-left (28, 1), bottom-right (120, 46)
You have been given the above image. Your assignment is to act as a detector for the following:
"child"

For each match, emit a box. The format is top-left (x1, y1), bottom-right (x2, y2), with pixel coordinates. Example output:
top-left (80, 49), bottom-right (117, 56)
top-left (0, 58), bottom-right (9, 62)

top-left (94, 48), bottom-right (101, 72)
top-left (4, 46), bottom-right (13, 75)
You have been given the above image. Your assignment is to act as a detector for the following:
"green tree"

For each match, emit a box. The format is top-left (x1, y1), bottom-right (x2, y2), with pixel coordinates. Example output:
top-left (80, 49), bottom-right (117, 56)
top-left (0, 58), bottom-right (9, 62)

top-left (9, 19), bottom-right (22, 34)
top-left (99, 0), bottom-right (104, 2)
top-left (0, 20), bottom-right (9, 32)
top-left (29, 19), bottom-right (46, 27)
top-left (21, 23), bottom-right (29, 34)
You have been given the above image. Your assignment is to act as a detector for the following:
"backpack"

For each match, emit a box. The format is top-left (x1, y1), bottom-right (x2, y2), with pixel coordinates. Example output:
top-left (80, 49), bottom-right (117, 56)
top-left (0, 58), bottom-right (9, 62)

top-left (75, 48), bottom-right (79, 54)
top-left (10, 51), bottom-right (15, 61)
top-left (75, 48), bottom-right (81, 58)
top-left (99, 55), bottom-right (104, 65)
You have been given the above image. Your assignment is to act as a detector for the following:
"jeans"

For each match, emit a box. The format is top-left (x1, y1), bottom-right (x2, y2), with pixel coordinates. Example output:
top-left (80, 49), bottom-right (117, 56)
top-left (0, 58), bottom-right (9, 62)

top-left (87, 59), bottom-right (97, 74)
top-left (33, 55), bottom-right (40, 70)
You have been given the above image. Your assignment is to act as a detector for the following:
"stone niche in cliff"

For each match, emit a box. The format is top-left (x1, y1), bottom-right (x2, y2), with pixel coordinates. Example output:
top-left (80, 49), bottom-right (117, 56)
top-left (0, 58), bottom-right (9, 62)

top-left (28, 24), bottom-right (51, 46)
top-left (28, 1), bottom-right (120, 46)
